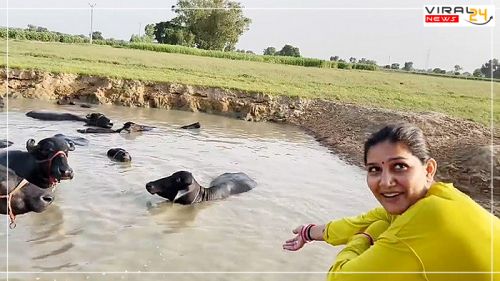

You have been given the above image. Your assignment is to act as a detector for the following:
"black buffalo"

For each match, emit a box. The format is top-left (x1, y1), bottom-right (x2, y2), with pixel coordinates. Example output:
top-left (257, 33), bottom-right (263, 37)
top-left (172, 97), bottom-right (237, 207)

top-left (26, 111), bottom-right (113, 129)
top-left (77, 121), bottom-right (155, 134)
top-left (146, 171), bottom-right (256, 204)
top-left (117, 122), bottom-right (155, 133)
top-left (107, 148), bottom-right (131, 162)
top-left (0, 137), bottom-right (75, 189)
top-left (1, 165), bottom-right (55, 227)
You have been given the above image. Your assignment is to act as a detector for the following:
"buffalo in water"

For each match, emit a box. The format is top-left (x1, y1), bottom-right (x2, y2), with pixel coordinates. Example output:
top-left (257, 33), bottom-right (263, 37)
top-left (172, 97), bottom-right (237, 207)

top-left (77, 121), bottom-right (155, 134)
top-left (26, 111), bottom-right (113, 129)
top-left (107, 148), bottom-right (132, 162)
top-left (1, 165), bottom-right (55, 227)
top-left (0, 137), bottom-right (75, 189)
top-left (146, 171), bottom-right (256, 204)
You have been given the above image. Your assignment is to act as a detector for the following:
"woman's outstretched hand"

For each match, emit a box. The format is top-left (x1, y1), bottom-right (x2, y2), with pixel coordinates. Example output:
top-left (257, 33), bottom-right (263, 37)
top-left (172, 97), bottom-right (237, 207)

top-left (282, 225), bottom-right (307, 251)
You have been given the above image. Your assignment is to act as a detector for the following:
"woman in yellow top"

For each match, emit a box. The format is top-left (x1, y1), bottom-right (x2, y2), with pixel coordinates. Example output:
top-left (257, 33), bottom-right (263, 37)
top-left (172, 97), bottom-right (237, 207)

top-left (283, 123), bottom-right (499, 281)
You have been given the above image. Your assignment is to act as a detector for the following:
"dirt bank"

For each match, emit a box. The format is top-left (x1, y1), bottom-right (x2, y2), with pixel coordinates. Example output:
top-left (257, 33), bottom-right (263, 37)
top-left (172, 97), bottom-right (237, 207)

top-left (287, 100), bottom-right (499, 215)
top-left (1, 69), bottom-right (498, 215)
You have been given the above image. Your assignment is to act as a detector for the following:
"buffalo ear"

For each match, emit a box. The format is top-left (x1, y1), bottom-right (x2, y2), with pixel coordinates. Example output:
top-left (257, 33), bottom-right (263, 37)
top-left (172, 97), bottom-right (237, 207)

top-left (26, 139), bottom-right (37, 153)
top-left (68, 141), bottom-right (76, 151)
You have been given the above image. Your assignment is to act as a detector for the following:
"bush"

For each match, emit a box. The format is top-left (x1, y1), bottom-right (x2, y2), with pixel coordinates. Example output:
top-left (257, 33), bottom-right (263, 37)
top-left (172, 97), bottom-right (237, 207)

top-left (352, 63), bottom-right (378, 71)
top-left (337, 62), bottom-right (352, 69)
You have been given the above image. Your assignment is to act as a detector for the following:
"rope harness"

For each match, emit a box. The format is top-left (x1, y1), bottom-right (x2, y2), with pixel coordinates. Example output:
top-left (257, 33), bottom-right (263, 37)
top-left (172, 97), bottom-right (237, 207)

top-left (0, 178), bottom-right (29, 229)
top-left (36, 150), bottom-right (67, 187)
top-left (0, 150), bottom-right (66, 229)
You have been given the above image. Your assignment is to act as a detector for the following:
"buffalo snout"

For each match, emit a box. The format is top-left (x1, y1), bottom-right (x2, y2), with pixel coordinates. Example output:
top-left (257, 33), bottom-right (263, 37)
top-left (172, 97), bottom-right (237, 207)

top-left (51, 156), bottom-right (74, 181)
top-left (146, 182), bottom-right (160, 194)
top-left (29, 187), bottom-right (55, 213)
top-left (60, 166), bottom-right (74, 180)
top-left (40, 194), bottom-right (54, 205)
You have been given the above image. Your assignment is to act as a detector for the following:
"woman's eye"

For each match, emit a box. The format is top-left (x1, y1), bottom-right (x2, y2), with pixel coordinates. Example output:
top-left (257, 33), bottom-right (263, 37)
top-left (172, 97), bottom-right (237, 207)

top-left (394, 163), bottom-right (408, 170)
top-left (367, 166), bottom-right (379, 173)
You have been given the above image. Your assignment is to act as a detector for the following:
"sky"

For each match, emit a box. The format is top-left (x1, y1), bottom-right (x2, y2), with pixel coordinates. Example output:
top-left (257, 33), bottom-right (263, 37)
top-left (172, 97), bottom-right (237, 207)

top-left (0, 0), bottom-right (499, 72)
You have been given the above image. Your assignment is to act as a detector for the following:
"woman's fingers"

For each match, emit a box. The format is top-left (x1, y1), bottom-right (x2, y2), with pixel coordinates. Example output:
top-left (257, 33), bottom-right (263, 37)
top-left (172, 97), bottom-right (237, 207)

top-left (283, 226), bottom-right (307, 251)
top-left (283, 241), bottom-right (301, 251)
top-left (283, 235), bottom-right (304, 251)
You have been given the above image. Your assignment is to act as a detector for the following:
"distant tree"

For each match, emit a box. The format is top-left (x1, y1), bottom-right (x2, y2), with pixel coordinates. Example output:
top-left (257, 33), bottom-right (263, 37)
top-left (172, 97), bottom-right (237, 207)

top-left (403, 61), bottom-right (414, 71)
top-left (433, 68), bottom-right (445, 74)
top-left (391, 63), bottom-right (400, 70)
top-left (384, 65), bottom-right (391, 69)
top-left (153, 21), bottom-right (195, 46)
top-left (330, 56), bottom-right (339, 61)
top-left (263, 47), bottom-right (276, 55)
top-left (172, 0), bottom-right (252, 51)
top-left (473, 68), bottom-right (483, 77)
top-left (129, 34), bottom-right (151, 43)
top-left (358, 58), bottom-right (377, 65)
top-left (462, 72), bottom-right (471, 76)
top-left (276, 44), bottom-right (300, 57)
top-left (454, 65), bottom-right (462, 72)
top-left (480, 59), bottom-right (500, 78)
top-left (129, 24), bottom-right (155, 43)
top-left (245, 50), bottom-right (254, 54)
top-left (129, 34), bottom-right (140, 42)
top-left (91, 31), bottom-right (104, 40)
top-left (338, 59), bottom-right (346, 63)
top-left (144, 24), bottom-right (155, 38)
top-left (26, 24), bottom-right (48, 32)
top-left (349, 57), bottom-right (357, 63)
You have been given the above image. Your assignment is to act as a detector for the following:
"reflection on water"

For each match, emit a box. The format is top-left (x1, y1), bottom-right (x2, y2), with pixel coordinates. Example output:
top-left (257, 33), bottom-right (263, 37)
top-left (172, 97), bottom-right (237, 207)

top-left (0, 98), bottom-right (377, 279)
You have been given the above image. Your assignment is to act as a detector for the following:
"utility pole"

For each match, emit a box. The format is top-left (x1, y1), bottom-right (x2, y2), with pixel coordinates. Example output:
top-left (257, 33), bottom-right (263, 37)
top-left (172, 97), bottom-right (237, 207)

top-left (425, 48), bottom-right (431, 71)
top-left (89, 3), bottom-right (96, 44)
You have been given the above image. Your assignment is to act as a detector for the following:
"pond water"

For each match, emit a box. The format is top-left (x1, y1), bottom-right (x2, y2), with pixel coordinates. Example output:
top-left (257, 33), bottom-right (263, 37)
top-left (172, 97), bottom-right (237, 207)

top-left (0, 98), bottom-right (378, 281)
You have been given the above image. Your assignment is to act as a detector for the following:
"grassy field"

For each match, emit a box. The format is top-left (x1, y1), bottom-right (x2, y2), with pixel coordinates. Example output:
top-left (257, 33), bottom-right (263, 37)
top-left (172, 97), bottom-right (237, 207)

top-left (1, 40), bottom-right (498, 125)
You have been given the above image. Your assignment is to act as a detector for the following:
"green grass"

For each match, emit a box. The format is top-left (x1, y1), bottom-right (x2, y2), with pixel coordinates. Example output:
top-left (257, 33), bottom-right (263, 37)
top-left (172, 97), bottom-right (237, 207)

top-left (1, 40), bottom-right (498, 125)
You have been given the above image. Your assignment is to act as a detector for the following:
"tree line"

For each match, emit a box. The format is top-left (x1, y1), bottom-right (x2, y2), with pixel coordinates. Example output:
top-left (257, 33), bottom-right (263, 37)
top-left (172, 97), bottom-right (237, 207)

top-left (2, 0), bottom-right (499, 79)
top-left (375, 60), bottom-right (499, 79)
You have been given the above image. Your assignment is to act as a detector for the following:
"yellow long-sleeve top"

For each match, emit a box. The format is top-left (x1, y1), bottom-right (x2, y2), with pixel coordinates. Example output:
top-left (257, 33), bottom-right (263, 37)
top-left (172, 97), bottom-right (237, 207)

top-left (323, 182), bottom-right (500, 281)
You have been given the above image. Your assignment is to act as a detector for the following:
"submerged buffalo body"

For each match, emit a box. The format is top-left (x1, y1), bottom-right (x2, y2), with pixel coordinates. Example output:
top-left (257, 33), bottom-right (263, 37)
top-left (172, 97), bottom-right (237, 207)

top-left (0, 139), bottom-right (13, 148)
top-left (26, 111), bottom-right (113, 128)
top-left (77, 122), bottom-right (155, 134)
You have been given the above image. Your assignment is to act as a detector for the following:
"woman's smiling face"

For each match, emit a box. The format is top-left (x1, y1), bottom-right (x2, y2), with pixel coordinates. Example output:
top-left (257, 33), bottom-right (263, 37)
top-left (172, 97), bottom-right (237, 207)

top-left (365, 140), bottom-right (434, 215)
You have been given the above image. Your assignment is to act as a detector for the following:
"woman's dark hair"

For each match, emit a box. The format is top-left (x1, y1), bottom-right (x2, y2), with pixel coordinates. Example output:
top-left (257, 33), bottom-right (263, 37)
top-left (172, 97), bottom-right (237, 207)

top-left (364, 123), bottom-right (430, 165)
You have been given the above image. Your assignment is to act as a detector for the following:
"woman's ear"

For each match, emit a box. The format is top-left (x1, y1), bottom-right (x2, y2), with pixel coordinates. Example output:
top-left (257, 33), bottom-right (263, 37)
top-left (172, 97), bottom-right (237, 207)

top-left (425, 158), bottom-right (437, 181)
